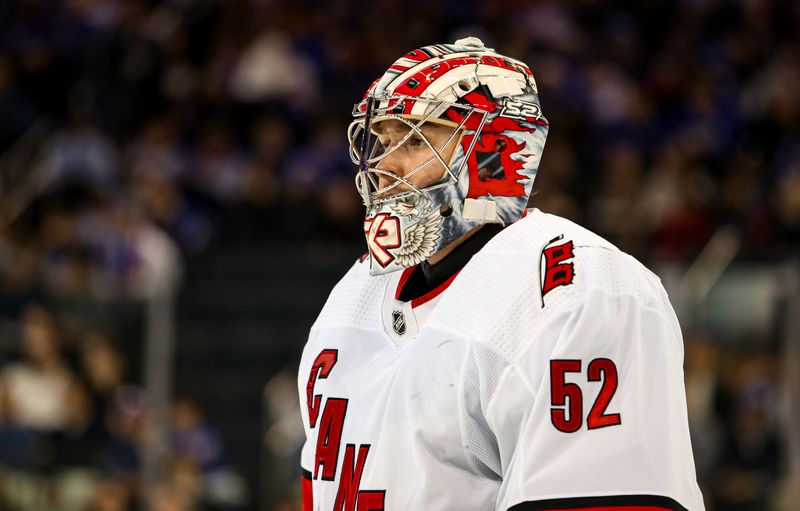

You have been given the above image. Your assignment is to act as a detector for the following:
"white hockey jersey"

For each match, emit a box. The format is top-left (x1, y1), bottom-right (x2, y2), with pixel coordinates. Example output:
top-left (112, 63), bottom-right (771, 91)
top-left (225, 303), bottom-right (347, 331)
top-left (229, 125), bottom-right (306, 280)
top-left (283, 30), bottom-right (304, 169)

top-left (297, 210), bottom-right (705, 511)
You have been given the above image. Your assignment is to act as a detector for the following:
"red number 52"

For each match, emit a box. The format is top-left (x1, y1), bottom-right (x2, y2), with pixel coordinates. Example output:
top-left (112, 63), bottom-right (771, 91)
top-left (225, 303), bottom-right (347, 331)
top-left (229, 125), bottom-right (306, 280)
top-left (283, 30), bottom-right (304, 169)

top-left (550, 358), bottom-right (621, 433)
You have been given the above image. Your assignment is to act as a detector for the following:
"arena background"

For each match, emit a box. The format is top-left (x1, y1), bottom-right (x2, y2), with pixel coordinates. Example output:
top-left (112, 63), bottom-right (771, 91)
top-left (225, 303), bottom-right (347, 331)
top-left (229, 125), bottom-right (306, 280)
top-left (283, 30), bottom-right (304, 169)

top-left (0, 0), bottom-right (798, 510)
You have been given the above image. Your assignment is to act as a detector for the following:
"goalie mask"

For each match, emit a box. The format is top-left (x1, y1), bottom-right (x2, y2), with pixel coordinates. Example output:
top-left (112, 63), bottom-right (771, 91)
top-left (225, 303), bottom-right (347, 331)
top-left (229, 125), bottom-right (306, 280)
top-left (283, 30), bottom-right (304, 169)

top-left (349, 37), bottom-right (549, 275)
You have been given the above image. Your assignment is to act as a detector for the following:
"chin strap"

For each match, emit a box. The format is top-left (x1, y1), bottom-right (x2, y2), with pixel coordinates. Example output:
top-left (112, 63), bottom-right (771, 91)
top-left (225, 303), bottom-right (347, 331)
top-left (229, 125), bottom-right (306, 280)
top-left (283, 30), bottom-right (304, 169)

top-left (462, 198), bottom-right (503, 223)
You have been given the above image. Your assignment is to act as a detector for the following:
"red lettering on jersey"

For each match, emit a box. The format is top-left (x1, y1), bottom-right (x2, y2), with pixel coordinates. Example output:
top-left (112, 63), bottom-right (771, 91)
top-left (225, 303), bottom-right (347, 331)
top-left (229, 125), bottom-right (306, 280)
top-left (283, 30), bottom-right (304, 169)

top-left (541, 237), bottom-right (575, 302)
top-left (550, 358), bottom-right (622, 433)
top-left (315, 398), bottom-right (348, 481)
top-left (357, 491), bottom-right (386, 511)
top-left (364, 213), bottom-right (401, 267)
top-left (332, 444), bottom-right (385, 511)
top-left (307, 349), bottom-right (338, 428)
top-left (550, 359), bottom-right (583, 433)
top-left (306, 351), bottom-right (387, 506)
top-left (587, 358), bottom-right (622, 429)
top-left (333, 444), bottom-right (369, 510)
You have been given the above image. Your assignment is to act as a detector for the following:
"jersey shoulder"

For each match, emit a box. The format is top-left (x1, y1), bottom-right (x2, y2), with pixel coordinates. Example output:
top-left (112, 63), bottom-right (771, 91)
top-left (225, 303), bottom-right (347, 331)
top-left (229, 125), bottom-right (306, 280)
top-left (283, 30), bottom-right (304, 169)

top-left (493, 208), bottom-right (620, 254)
top-left (310, 256), bottom-right (386, 332)
top-left (430, 210), bottom-right (678, 360)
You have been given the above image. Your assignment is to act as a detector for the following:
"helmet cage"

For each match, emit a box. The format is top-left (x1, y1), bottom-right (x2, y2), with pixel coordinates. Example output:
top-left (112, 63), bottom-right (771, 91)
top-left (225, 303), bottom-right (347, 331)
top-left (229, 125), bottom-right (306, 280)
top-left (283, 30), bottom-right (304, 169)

top-left (348, 94), bottom-right (488, 209)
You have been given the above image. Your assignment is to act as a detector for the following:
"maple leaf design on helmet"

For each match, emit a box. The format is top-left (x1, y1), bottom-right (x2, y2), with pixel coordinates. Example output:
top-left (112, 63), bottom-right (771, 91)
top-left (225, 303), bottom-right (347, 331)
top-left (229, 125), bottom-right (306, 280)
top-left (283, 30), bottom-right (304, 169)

top-left (395, 212), bottom-right (442, 268)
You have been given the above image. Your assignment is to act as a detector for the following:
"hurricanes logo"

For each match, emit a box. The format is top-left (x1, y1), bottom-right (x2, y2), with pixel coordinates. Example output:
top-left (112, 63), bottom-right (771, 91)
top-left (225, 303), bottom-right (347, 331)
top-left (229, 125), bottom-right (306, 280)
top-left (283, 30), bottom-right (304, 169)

top-left (540, 235), bottom-right (575, 306)
top-left (364, 213), bottom-right (401, 267)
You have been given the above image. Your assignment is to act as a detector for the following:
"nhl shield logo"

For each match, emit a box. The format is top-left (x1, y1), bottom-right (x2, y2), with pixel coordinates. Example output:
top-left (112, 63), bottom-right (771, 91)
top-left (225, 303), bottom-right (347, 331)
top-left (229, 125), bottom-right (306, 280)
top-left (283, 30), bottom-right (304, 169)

top-left (392, 310), bottom-right (407, 336)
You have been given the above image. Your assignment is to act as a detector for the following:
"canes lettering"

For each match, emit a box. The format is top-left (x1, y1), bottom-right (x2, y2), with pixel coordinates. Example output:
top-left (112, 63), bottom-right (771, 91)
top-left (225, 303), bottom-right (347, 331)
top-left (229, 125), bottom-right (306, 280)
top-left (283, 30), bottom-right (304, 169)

top-left (306, 349), bottom-right (338, 428)
top-left (306, 349), bottom-right (386, 510)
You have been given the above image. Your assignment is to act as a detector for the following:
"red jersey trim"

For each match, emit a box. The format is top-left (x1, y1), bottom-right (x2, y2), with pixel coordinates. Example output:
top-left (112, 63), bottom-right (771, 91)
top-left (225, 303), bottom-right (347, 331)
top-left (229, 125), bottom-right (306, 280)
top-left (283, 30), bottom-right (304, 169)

top-left (507, 494), bottom-right (688, 511)
top-left (394, 266), bottom-right (461, 308)
top-left (301, 469), bottom-right (313, 511)
top-left (411, 270), bottom-right (461, 308)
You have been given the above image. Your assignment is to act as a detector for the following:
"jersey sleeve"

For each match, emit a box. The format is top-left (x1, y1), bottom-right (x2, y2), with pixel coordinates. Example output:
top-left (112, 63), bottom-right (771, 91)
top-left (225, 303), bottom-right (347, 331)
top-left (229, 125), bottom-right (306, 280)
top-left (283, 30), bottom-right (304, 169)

top-left (486, 277), bottom-right (704, 510)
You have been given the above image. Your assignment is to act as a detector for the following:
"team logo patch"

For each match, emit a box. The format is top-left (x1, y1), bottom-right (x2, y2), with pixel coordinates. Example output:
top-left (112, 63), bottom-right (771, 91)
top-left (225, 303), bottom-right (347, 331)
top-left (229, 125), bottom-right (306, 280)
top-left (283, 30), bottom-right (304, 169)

top-left (540, 235), bottom-right (575, 306)
top-left (392, 310), bottom-right (407, 335)
top-left (364, 213), bottom-right (401, 267)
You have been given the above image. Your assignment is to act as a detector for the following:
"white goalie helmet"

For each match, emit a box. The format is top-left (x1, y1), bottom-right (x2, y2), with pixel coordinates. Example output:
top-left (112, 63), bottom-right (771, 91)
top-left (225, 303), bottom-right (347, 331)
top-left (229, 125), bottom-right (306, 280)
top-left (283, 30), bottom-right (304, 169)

top-left (348, 37), bottom-right (549, 275)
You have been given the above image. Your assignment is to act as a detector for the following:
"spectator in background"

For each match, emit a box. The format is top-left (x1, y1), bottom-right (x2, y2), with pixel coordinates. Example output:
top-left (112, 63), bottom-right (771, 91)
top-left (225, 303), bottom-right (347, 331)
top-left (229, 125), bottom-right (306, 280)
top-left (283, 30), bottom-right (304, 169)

top-left (280, 116), bottom-right (360, 239)
top-left (101, 385), bottom-right (145, 479)
top-left (684, 334), bottom-right (723, 491)
top-left (712, 352), bottom-right (783, 511)
top-left (187, 119), bottom-right (249, 205)
top-left (770, 164), bottom-right (800, 246)
top-left (169, 397), bottom-right (246, 510)
top-left (1, 303), bottom-right (77, 434)
top-left (170, 397), bottom-right (225, 474)
top-left (126, 115), bottom-right (186, 184)
top-left (149, 482), bottom-right (196, 511)
top-left (43, 376), bottom-right (98, 473)
top-left (43, 110), bottom-right (119, 191)
top-left (87, 477), bottom-right (134, 511)
top-left (79, 331), bottom-right (126, 404)
top-left (0, 230), bottom-right (43, 317)
top-left (0, 365), bottom-right (36, 469)
top-left (587, 142), bottom-right (649, 254)
top-left (129, 173), bottom-right (213, 256)
top-left (242, 113), bottom-right (291, 209)
top-left (228, 27), bottom-right (319, 111)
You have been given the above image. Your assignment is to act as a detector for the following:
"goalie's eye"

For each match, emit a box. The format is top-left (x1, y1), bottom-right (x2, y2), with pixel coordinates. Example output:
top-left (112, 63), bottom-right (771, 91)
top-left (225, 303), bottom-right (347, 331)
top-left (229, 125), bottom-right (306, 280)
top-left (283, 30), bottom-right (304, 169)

top-left (376, 133), bottom-right (422, 152)
top-left (407, 136), bottom-right (426, 149)
top-left (375, 137), bottom-right (393, 151)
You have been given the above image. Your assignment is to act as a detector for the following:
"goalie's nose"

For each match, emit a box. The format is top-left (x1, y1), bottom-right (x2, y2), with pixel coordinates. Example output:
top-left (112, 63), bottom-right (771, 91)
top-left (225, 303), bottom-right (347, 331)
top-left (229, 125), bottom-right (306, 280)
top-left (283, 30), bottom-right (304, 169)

top-left (376, 151), bottom-right (407, 190)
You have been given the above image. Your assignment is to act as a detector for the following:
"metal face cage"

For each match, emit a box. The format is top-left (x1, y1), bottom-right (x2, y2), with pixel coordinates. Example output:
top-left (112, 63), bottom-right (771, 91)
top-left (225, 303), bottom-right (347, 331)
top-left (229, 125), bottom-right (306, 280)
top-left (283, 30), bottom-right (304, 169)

top-left (348, 95), bottom-right (487, 209)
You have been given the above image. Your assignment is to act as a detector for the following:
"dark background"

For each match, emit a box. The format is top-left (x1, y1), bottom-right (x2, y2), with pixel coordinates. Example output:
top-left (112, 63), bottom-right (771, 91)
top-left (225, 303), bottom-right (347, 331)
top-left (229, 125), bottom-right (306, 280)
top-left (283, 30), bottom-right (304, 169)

top-left (0, 0), bottom-right (798, 510)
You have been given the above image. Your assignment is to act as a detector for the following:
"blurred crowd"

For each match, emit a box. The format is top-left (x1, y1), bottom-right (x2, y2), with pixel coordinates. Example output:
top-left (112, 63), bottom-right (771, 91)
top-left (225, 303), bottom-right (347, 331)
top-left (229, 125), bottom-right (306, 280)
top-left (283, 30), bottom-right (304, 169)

top-left (0, 0), bottom-right (799, 509)
top-left (0, 302), bottom-right (244, 511)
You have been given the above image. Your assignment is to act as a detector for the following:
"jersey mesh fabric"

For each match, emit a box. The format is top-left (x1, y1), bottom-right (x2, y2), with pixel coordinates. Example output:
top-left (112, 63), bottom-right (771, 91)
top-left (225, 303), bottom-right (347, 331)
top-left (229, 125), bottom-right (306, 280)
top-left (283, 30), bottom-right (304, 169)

top-left (482, 214), bottom-right (665, 367)
top-left (430, 210), bottom-right (685, 478)
top-left (439, 210), bottom-right (618, 362)
top-left (313, 261), bottom-right (387, 330)
top-left (299, 210), bottom-right (703, 510)
top-left (462, 341), bottom-right (507, 479)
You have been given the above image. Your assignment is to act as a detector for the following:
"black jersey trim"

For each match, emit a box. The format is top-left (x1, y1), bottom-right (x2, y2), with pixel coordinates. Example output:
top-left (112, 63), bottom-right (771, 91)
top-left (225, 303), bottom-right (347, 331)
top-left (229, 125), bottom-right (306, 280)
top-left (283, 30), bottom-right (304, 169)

top-left (508, 494), bottom-right (688, 511)
top-left (301, 468), bottom-right (312, 480)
